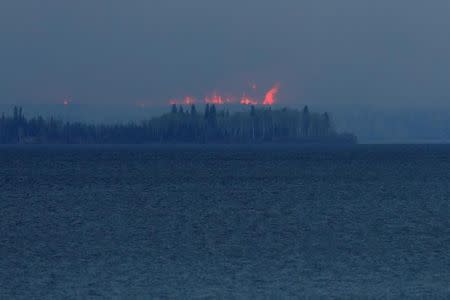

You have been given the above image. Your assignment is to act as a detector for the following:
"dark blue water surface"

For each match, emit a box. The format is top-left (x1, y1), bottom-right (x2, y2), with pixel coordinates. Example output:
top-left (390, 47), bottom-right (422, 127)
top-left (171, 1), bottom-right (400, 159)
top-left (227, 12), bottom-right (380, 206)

top-left (1, 145), bottom-right (450, 298)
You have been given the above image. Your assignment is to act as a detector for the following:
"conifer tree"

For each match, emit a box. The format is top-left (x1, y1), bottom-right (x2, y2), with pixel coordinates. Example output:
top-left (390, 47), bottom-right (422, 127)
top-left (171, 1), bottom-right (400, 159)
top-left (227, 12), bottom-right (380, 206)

top-left (302, 105), bottom-right (310, 136)
top-left (190, 105), bottom-right (197, 116)
top-left (204, 104), bottom-right (210, 120)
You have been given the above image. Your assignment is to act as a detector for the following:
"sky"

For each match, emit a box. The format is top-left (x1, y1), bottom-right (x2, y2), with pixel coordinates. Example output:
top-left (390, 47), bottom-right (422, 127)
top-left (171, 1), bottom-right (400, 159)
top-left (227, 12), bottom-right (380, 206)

top-left (1, 0), bottom-right (450, 109)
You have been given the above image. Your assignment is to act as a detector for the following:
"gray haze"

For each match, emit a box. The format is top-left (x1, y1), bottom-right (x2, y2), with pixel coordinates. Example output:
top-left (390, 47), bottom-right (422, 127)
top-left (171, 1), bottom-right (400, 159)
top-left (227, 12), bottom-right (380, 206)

top-left (1, 0), bottom-right (450, 105)
top-left (1, 1), bottom-right (450, 141)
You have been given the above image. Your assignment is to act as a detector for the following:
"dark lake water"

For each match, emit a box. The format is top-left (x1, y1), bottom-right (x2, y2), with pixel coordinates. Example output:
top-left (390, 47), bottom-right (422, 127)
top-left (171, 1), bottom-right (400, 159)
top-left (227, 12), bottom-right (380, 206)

top-left (1, 145), bottom-right (450, 298)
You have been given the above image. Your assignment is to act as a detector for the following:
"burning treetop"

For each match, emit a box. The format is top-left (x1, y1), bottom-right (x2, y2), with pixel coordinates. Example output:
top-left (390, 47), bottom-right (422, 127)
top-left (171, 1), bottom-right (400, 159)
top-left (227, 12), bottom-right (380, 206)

top-left (169, 83), bottom-right (281, 106)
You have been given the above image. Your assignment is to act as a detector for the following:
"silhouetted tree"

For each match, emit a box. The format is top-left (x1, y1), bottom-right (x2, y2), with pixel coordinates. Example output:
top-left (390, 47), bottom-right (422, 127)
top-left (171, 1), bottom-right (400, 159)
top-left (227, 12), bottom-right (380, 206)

top-left (0, 106), bottom-right (355, 144)
top-left (190, 105), bottom-right (197, 116)
top-left (209, 104), bottom-right (217, 128)
top-left (322, 112), bottom-right (331, 136)
top-left (302, 105), bottom-right (310, 136)
top-left (204, 104), bottom-right (210, 120)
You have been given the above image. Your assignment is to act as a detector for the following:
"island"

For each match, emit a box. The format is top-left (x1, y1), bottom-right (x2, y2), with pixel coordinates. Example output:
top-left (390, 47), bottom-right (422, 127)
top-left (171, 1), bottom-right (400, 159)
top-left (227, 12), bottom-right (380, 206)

top-left (0, 105), bottom-right (357, 144)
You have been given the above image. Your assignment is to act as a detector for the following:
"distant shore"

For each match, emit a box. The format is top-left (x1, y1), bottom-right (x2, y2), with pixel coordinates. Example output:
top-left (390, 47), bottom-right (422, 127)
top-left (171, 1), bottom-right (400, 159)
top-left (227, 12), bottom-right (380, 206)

top-left (1, 105), bottom-right (356, 145)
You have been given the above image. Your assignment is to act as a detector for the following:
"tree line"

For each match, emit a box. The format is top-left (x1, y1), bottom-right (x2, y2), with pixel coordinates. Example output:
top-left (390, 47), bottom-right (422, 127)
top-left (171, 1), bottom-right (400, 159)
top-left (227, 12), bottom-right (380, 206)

top-left (0, 105), bottom-right (356, 144)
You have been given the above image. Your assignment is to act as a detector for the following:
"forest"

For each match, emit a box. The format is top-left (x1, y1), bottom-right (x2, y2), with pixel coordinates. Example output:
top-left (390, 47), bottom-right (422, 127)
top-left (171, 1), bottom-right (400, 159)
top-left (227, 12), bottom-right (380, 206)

top-left (0, 105), bottom-right (356, 144)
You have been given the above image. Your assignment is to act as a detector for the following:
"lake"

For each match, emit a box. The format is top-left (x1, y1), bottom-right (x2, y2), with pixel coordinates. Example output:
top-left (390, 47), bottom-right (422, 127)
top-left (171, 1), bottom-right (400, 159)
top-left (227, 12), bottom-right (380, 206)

top-left (1, 145), bottom-right (449, 298)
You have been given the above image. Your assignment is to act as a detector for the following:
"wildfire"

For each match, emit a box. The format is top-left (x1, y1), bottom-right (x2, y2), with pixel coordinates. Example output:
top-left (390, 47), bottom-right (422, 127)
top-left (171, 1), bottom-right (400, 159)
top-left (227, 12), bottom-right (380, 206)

top-left (205, 93), bottom-right (224, 104)
top-left (262, 83), bottom-right (280, 106)
top-left (240, 95), bottom-right (258, 105)
top-left (168, 82), bottom-right (281, 106)
top-left (183, 96), bottom-right (196, 105)
top-left (62, 97), bottom-right (72, 106)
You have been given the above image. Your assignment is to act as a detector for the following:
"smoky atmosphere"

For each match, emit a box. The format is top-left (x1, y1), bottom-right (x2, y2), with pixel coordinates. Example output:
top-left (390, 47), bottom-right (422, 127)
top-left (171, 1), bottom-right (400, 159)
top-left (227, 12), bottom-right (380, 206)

top-left (1, 1), bottom-right (450, 105)
top-left (2, 1), bottom-right (450, 142)
top-left (1, 0), bottom-right (450, 141)
top-left (2, 1), bottom-right (450, 299)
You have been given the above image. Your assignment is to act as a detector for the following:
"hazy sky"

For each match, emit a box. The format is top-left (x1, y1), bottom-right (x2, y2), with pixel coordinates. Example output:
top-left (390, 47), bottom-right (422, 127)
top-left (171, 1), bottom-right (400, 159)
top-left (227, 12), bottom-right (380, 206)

top-left (1, 0), bottom-right (449, 108)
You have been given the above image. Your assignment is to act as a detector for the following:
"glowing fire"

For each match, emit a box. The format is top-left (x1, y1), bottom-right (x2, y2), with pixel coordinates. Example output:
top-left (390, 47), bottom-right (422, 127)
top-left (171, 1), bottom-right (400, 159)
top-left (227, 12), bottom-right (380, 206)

top-left (240, 95), bottom-right (258, 105)
top-left (183, 96), bottom-right (196, 105)
top-left (62, 97), bottom-right (72, 106)
top-left (205, 93), bottom-right (224, 104)
top-left (167, 82), bottom-right (281, 106)
top-left (262, 83), bottom-right (280, 106)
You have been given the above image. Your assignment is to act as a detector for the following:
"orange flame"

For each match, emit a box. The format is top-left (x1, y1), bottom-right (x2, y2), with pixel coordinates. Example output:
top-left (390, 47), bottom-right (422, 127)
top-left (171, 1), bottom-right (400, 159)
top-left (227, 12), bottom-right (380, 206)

top-left (205, 93), bottom-right (224, 104)
top-left (183, 96), bottom-right (196, 105)
top-left (63, 97), bottom-right (72, 106)
top-left (224, 96), bottom-right (236, 103)
top-left (262, 83), bottom-right (280, 106)
top-left (166, 82), bottom-right (281, 106)
top-left (240, 95), bottom-right (258, 105)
